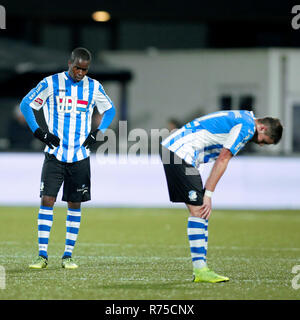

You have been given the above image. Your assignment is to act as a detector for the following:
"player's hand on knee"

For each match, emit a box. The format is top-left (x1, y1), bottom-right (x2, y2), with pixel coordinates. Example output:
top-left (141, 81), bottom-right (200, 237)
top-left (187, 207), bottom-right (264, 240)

top-left (199, 196), bottom-right (212, 219)
top-left (34, 128), bottom-right (60, 149)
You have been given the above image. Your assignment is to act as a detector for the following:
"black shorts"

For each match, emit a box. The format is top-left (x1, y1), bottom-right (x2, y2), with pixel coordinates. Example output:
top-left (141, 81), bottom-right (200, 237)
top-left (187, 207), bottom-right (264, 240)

top-left (40, 153), bottom-right (91, 202)
top-left (161, 148), bottom-right (204, 205)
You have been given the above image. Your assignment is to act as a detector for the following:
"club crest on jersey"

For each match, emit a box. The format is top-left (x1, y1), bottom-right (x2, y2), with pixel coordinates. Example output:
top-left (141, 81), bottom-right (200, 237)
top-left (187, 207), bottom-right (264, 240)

top-left (188, 190), bottom-right (198, 201)
top-left (56, 97), bottom-right (88, 114)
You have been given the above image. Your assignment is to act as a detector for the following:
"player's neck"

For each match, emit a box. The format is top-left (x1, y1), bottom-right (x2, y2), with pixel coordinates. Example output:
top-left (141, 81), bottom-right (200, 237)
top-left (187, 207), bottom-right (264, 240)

top-left (66, 71), bottom-right (81, 83)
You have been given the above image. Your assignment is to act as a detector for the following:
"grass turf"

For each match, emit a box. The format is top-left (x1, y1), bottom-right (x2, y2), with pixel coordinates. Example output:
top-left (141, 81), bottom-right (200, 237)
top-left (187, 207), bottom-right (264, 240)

top-left (0, 206), bottom-right (299, 300)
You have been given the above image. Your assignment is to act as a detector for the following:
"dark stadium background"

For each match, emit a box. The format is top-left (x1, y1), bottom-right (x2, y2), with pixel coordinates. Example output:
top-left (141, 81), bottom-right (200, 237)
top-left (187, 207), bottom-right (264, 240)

top-left (0, 0), bottom-right (297, 152)
top-left (1, 1), bottom-right (298, 50)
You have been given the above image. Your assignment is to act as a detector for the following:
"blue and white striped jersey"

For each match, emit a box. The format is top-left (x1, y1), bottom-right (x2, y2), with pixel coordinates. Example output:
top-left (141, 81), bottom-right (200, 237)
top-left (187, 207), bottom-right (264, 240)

top-left (23, 71), bottom-right (114, 163)
top-left (162, 110), bottom-right (256, 168)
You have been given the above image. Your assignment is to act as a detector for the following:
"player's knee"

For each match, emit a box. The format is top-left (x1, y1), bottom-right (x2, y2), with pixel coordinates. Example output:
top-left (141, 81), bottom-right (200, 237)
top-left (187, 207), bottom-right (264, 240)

top-left (68, 202), bottom-right (81, 210)
top-left (41, 196), bottom-right (56, 208)
top-left (188, 205), bottom-right (202, 218)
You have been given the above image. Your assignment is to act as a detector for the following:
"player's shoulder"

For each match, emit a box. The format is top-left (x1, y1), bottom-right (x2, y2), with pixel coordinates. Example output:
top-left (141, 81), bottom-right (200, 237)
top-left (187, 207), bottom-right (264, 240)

top-left (39, 72), bottom-right (64, 85)
top-left (85, 75), bottom-right (101, 85)
top-left (239, 110), bottom-right (255, 118)
top-left (228, 110), bottom-right (255, 123)
top-left (231, 110), bottom-right (256, 135)
top-left (84, 75), bottom-right (104, 90)
top-left (29, 75), bottom-right (52, 95)
top-left (238, 110), bottom-right (255, 125)
top-left (86, 76), bottom-right (108, 96)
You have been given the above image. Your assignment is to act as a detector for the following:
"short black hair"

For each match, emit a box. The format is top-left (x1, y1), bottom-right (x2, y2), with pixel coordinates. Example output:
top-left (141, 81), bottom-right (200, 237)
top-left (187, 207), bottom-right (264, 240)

top-left (69, 47), bottom-right (92, 63)
top-left (258, 117), bottom-right (283, 144)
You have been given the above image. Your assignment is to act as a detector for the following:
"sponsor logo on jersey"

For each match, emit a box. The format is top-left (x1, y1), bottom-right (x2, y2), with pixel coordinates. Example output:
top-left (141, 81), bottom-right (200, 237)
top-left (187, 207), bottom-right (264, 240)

top-left (56, 97), bottom-right (88, 113)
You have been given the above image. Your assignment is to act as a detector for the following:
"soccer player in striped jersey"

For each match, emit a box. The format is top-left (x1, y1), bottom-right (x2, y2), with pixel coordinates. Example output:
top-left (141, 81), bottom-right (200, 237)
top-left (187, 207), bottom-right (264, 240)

top-left (161, 110), bottom-right (283, 283)
top-left (20, 47), bottom-right (116, 269)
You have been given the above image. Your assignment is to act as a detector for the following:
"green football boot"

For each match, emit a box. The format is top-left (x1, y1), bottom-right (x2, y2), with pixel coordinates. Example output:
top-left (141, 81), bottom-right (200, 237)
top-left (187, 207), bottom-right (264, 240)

top-left (193, 267), bottom-right (229, 283)
top-left (29, 256), bottom-right (48, 269)
top-left (62, 257), bottom-right (78, 269)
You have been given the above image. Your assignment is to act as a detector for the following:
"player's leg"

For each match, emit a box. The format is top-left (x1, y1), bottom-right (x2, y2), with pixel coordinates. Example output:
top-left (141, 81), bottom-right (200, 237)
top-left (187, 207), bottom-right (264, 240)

top-left (29, 154), bottom-right (64, 269)
top-left (38, 196), bottom-right (55, 256)
top-left (186, 204), bottom-right (208, 270)
top-left (61, 201), bottom-right (81, 269)
top-left (162, 150), bottom-right (208, 271)
top-left (61, 157), bottom-right (91, 269)
top-left (187, 204), bottom-right (229, 283)
top-left (161, 150), bottom-right (207, 278)
top-left (161, 149), bottom-right (228, 283)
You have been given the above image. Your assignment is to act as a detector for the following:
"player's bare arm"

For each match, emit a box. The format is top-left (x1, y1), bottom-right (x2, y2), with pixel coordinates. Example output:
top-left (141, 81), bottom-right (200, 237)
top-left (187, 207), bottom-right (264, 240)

top-left (199, 148), bottom-right (233, 219)
top-left (205, 147), bottom-right (233, 192)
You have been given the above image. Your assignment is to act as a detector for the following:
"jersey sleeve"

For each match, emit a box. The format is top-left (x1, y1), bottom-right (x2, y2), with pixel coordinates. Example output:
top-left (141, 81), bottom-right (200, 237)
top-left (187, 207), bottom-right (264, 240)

top-left (223, 123), bottom-right (255, 156)
top-left (93, 81), bottom-right (114, 114)
top-left (22, 78), bottom-right (50, 111)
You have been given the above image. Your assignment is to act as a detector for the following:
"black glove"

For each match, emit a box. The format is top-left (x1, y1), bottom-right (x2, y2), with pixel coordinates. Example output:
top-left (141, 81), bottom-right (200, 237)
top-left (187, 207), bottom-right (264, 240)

top-left (83, 129), bottom-right (99, 149)
top-left (34, 128), bottom-right (60, 149)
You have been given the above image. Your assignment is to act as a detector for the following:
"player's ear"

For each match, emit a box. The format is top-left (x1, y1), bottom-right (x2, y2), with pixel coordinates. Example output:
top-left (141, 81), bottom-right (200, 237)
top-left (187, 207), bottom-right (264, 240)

top-left (261, 124), bottom-right (268, 133)
top-left (257, 123), bottom-right (267, 134)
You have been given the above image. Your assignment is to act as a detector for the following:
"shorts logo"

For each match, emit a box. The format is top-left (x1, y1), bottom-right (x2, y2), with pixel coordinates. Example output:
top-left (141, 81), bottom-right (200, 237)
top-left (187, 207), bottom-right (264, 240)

top-left (77, 184), bottom-right (88, 193)
top-left (188, 190), bottom-right (197, 201)
top-left (40, 182), bottom-right (44, 192)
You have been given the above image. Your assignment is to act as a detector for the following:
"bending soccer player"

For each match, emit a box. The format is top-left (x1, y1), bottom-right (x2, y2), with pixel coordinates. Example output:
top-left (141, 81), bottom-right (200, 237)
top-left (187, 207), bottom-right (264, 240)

top-left (20, 47), bottom-right (116, 269)
top-left (161, 110), bottom-right (283, 283)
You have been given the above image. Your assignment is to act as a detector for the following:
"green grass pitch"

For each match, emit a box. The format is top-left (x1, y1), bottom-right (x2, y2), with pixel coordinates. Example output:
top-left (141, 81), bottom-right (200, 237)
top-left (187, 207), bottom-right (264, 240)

top-left (0, 206), bottom-right (300, 300)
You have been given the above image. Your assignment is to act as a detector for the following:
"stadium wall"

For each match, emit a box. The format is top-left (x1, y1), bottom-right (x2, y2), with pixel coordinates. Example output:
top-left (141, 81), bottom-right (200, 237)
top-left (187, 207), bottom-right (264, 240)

top-left (101, 49), bottom-right (269, 130)
top-left (1, 152), bottom-right (299, 210)
top-left (101, 48), bottom-right (300, 155)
